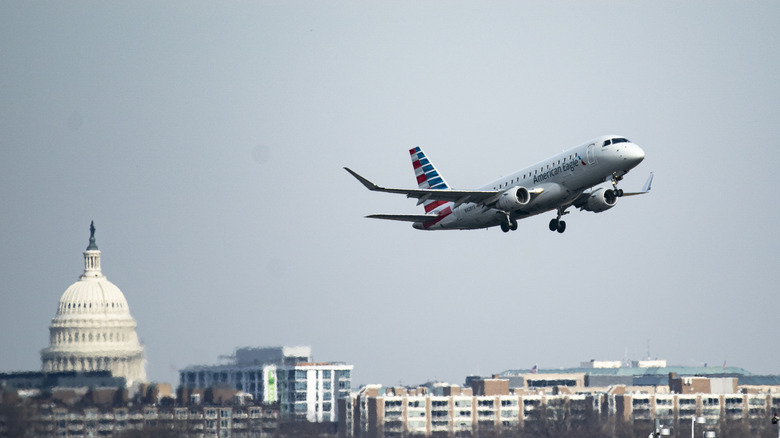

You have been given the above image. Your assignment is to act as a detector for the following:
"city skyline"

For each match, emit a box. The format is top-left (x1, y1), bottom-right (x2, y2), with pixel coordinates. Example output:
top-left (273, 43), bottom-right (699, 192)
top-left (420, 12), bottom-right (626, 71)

top-left (2, 2), bottom-right (780, 388)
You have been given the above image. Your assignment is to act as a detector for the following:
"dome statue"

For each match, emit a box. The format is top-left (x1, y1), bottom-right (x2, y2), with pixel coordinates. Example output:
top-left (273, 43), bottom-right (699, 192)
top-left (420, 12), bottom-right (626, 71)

top-left (41, 222), bottom-right (146, 386)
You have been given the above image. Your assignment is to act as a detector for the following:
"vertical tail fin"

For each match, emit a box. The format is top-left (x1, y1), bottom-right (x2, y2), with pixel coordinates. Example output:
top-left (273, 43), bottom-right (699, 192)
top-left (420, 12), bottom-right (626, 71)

top-left (409, 147), bottom-right (451, 213)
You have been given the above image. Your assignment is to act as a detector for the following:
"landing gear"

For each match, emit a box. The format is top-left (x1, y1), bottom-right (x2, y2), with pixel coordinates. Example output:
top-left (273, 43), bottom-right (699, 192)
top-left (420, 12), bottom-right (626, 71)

top-left (549, 207), bottom-right (569, 233)
top-left (611, 173), bottom-right (625, 198)
top-left (501, 214), bottom-right (518, 233)
top-left (549, 218), bottom-right (566, 233)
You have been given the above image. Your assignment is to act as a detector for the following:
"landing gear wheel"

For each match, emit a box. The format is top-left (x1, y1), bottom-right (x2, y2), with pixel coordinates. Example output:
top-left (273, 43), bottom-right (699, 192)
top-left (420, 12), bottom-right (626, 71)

top-left (549, 218), bottom-right (559, 232)
top-left (510, 219), bottom-right (518, 231)
top-left (557, 220), bottom-right (566, 233)
top-left (501, 222), bottom-right (510, 233)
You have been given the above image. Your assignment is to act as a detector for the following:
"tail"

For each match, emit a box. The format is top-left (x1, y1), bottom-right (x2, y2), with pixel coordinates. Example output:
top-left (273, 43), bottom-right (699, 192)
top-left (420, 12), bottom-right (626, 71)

top-left (409, 147), bottom-right (451, 213)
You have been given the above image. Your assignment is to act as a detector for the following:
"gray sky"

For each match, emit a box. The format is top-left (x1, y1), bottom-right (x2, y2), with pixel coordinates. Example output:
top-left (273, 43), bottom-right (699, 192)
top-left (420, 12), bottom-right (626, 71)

top-left (2, 1), bottom-right (779, 388)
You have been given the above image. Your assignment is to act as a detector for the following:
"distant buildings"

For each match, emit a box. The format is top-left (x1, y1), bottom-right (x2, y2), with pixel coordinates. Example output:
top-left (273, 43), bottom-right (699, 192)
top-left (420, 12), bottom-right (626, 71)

top-left (0, 371), bottom-right (124, 393)
top-left (40, 223), bottom-right (146, 387)
top-left (339, 361), bottom-right (780, 438)
top-left (179, 346), bottom-right (353, 423)
top-left (7, 221), bottom-right (780, 437)
top-left (0, 397), bottom-right (280, 437)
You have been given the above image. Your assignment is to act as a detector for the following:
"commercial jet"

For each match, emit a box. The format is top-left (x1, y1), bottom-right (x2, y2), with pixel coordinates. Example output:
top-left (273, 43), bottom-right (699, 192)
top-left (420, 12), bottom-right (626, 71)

top-left (344, 135), bottom-right (652, 233)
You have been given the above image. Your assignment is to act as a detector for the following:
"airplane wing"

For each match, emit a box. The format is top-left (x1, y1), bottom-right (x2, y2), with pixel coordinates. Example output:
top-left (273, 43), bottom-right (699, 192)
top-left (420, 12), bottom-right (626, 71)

top-left (621, 172), bottom-right (654, 196)
top-left (344, 167), bottom-right (542, 208)
top-left (572, 172), bottom-right (654, 207)
top-left (365, 214), bottom-right (440, 223)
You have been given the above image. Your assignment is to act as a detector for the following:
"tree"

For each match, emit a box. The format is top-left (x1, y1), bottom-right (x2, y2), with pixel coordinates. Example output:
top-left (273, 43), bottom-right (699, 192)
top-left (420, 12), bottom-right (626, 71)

top-left (0, 403), bottom-right (34, 438)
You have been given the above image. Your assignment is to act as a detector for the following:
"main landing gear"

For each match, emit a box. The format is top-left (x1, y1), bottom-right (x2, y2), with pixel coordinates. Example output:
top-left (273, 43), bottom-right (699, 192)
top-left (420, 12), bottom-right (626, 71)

top-left (500, 213), bottom-right (518, 233)
top-left (611, 173), bottom-right (625, 198)
top-left (549, 207), bottom-right (569, 233)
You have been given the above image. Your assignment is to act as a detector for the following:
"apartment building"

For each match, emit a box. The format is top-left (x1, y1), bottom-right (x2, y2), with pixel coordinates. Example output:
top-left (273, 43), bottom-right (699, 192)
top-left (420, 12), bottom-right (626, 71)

top-left (179, 346), bottom-right (353, 423)
top-left (277, 362), bottom-right (353, 423)
top-left (339, 384), bottom-right (597, 438)
top-left (339, 374), bottom-right (780, 438)
top-left (0, 404), bottom-right (279, 438)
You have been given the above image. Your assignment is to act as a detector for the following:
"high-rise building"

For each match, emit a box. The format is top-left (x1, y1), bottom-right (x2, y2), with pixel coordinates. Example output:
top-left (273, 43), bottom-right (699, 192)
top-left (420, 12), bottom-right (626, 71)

top-left (40, 222), bottom-right (146, 386)
top-left (277, 361), bottom-right (353, 423)
top-left (180, 346), bottom-right (353, 422)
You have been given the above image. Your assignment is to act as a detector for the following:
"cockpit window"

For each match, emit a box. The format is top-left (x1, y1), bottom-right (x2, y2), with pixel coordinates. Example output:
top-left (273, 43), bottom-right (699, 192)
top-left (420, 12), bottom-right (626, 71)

top-left (602, 139), bottom-right (611, 146)
top-left (612, 137), bottom-right (630, 144)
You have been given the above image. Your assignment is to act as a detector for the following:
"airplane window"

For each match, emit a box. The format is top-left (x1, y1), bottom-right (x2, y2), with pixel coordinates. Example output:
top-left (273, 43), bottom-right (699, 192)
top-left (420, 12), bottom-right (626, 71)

top-left (612, 138), bottom-right (629, 144)
top-left (603, 139), bottom-right (612, 146)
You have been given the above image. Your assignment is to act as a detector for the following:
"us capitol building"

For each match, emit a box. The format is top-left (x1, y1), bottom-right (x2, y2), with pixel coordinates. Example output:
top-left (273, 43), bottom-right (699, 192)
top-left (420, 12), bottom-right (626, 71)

top-left (40, 222), bottom-right (146, 386)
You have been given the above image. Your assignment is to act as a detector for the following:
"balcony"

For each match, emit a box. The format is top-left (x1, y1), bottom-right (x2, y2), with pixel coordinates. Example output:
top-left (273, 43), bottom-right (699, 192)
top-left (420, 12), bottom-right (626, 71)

top-left (432, 420), bottom-right (450, 431)
top-left (477, 410), bottom-right (495, 420)
top-left (384, 420), bottom-right (403, 432)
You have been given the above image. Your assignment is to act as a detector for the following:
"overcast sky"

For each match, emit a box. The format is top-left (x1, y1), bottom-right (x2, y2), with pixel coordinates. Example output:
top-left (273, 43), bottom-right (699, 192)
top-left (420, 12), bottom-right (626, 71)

top-left (2, 1), bottom-right (779, 388)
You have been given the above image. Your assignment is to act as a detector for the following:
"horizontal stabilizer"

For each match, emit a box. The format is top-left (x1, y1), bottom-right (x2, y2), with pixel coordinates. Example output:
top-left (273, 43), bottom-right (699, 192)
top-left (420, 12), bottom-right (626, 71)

top-left (366, 214), bottom-right (440, 223)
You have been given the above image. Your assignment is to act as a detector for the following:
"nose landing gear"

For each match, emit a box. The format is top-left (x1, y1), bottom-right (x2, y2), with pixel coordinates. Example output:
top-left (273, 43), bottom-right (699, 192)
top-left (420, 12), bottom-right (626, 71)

top-left (611, 173), bottom-right (625, 197)
top-left (549, 207), bottom-right (569, 233)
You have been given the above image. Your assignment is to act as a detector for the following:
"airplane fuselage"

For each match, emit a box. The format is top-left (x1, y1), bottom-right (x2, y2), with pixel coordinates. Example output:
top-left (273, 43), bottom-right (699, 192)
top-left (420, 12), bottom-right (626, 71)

top-left (415, 135), bottom-right (645, 230)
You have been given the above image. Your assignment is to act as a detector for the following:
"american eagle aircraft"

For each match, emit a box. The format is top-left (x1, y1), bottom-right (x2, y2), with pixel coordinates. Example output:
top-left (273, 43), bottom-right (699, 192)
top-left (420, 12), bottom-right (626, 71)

top-left (344, 135), bottom-right (652, 233)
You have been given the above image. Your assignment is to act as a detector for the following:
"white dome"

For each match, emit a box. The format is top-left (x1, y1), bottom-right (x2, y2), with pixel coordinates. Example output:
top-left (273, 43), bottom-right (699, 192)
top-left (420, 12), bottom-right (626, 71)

top-left (55, 274), bottom-right (131, 318)
top-left (41, 223), bottom-right (146, 386)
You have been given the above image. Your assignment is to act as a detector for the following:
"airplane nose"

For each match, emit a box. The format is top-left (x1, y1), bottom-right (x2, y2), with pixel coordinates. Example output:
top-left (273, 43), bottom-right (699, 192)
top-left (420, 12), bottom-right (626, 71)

top-left (627, 143), bottom-right (645, 166)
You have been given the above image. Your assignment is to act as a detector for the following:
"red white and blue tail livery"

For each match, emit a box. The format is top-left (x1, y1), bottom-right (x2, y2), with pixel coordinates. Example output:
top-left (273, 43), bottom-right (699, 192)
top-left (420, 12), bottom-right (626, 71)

top-left (345, 135), bottom-right (652, 233)
top-left (410, 146), bottom-right (451, 215)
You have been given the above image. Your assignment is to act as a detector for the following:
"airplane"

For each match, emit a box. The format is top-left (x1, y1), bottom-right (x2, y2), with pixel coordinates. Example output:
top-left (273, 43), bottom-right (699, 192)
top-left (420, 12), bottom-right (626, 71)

top-left (344, 135), bottom-right (652, 233)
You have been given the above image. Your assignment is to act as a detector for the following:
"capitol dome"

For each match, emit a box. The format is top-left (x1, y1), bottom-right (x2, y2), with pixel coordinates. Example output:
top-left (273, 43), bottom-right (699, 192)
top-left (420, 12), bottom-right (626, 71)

top-left (41, 222), bottom-right (146, 386)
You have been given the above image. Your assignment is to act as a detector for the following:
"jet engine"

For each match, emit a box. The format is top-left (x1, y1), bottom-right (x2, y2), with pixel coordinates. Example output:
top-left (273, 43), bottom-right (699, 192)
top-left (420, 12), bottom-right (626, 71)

top-left (579, 188), bottom-right (617, 213)
top-left (496, 186), bottom-right (531, 211)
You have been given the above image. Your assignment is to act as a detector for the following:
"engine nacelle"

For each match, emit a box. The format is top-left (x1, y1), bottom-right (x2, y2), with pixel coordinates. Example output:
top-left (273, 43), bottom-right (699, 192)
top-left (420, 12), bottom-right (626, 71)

top-left (580, 188), bottom-right (617, 213)
top-left (496, 186), bottom-right (531, 211)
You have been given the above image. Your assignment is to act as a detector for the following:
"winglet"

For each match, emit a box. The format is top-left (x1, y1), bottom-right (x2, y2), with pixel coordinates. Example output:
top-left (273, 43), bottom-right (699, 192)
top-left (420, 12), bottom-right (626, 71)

top-left (344, 167), bottom-right (380, 191)
top-left (641, 172), bottom-right (654, 193)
